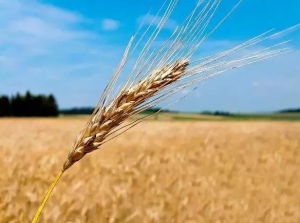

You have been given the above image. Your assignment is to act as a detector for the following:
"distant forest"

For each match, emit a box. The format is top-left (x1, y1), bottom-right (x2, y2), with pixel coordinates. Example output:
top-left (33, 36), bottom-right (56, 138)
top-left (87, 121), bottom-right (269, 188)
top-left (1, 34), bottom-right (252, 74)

top-left (0, 91), bottom-right (59, 117)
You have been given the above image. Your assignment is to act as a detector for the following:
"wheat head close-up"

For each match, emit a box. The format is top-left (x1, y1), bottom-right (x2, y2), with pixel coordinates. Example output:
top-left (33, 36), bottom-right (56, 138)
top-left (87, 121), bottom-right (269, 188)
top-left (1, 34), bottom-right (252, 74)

top-left (0, 0), bottom-right (299, 222)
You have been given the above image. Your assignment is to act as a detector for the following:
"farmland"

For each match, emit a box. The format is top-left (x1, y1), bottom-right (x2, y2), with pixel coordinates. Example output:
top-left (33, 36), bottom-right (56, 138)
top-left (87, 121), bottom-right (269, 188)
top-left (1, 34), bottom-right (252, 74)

top-left (1, 117), bottom-right (300, 222)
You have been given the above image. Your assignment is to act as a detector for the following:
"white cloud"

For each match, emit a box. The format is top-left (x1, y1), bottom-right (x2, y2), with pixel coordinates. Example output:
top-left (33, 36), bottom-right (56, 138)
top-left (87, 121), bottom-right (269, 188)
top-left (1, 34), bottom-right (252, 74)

top-left (137, 14), bottom-right (177, 30)
top-left (101, 19), bottom-right (120, 31)
top-left (9, 16), bottom-right (94, 41)
top-left (252, 81), bottom-right (259, 87)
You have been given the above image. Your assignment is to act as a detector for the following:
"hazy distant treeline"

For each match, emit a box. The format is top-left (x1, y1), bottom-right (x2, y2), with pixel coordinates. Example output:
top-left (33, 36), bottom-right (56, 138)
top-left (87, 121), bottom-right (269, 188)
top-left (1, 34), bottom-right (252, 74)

top-left (60, 107), bottom-right (94, 115)
top-left (0, 91), bottom-right (59, 117)
top-left (59, 107), bottom-right (175, 115)
top-left (278, 108), bottom-right (300, 113)
top-left (201, 110), bottom-right (233, 116)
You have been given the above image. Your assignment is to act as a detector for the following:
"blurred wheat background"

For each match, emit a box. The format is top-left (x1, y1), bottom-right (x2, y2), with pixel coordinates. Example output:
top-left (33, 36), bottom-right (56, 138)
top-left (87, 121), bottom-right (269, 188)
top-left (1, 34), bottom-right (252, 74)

top-left (1, 117), bottom-right (299, 223)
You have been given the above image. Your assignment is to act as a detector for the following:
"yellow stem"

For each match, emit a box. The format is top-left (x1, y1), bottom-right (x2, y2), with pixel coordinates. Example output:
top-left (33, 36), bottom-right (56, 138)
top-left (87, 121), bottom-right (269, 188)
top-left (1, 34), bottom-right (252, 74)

top-left (31, 170), bottom-right (64, 223)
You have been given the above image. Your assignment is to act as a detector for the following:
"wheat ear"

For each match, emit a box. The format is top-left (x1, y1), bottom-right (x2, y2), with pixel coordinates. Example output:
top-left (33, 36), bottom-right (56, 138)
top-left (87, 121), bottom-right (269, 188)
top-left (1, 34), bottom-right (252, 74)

top-left (63, 59), bottom-right (189, 170)
top-left (31, 0), bottom-right (298, 222)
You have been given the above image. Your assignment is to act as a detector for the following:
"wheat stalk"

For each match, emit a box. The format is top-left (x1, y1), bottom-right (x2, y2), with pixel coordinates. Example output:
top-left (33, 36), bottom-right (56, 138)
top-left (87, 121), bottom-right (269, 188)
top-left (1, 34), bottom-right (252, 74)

top-left (31, 0), bottom-right (298, 222)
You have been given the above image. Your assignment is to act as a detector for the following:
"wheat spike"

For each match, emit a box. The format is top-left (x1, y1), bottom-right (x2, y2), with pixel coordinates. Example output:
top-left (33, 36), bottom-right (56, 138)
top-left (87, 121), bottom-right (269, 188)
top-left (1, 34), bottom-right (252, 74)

top-left (63, 59), bottom-right (189, 170)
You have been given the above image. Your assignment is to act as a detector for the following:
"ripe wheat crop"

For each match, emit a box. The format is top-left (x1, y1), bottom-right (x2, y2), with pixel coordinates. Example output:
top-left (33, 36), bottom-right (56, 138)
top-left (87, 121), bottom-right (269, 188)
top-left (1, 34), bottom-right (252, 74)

top-left (1, 119), bottom-right (300, 222)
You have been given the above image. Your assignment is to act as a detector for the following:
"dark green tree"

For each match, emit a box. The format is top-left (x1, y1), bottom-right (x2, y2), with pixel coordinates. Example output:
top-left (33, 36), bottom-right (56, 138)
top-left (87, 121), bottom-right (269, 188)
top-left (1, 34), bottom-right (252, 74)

top-left (24, 91), bottom-right (33, 116)
top-left (11, 93), bottom-right (23, 116)
top-left (44, 94), bottom-right (59, 116)
top-left (0, 96), bottom-right (11, 116)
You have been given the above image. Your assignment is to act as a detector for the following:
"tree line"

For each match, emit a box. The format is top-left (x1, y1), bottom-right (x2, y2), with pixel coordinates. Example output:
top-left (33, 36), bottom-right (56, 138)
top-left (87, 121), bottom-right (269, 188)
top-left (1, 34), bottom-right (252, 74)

top-left (0, 91), bottom-right (59, 117)
top-left (60, 107), bottom-right (175, 115)
top-left (60, 107), bottom-right (94, 115)
top-left (278, 108), bottom-right (300, 113)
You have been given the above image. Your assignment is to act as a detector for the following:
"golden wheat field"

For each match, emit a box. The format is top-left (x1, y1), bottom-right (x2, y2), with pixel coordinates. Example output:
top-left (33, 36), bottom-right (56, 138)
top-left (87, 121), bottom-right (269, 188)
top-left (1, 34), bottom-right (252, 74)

top-left (1, 118), bottom-right (300, 223)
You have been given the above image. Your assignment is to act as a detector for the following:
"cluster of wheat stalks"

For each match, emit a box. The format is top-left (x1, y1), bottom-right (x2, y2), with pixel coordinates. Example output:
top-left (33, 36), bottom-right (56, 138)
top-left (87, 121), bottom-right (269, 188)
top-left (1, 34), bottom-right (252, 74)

top-left (31, 0), bottom-right (297, 222)
top-left (2, 119), bottom-right (300, 222)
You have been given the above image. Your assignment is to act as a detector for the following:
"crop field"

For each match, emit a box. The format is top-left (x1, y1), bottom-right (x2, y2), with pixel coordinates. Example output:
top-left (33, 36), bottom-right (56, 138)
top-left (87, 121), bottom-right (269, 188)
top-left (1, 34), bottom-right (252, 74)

top-left (1, 117), bottom-right (300, 223)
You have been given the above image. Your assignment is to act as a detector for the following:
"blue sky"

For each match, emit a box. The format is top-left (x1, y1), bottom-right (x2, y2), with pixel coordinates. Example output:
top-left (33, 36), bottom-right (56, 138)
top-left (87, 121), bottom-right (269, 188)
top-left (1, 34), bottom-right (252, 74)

top-left (0, 0), bottom-right (299, 113)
